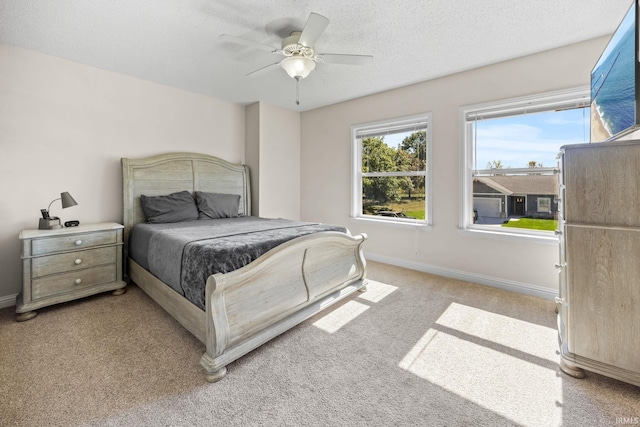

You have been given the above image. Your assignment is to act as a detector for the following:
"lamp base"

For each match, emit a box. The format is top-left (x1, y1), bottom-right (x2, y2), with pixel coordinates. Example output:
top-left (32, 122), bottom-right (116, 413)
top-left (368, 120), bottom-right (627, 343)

top-left (39, 218), bottom-right (62, 230)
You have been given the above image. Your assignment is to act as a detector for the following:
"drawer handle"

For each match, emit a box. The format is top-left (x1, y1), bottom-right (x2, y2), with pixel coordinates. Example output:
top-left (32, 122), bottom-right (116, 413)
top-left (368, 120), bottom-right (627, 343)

top-left (75, 240), bottom-right (83, 246)
top-left (74, 258), bottom-right (82, 265)
top-left (74, 278), bottom-right (82, 285)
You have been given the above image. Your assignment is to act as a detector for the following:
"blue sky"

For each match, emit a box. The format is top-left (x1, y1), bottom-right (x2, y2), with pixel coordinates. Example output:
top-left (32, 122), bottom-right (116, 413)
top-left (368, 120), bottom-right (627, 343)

top-left (384, 131), bottom-right (413, 148)
top-left (474, 107), bottom-right (590, 169)
top-left (381, 107), bottom-right (590, 170)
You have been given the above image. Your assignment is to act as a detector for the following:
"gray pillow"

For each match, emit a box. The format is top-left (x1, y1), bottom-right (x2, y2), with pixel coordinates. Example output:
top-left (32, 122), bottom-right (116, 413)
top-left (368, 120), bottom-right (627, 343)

top-left (195, 191), bottom-right (240, 219)
top-left (140, 191), bottom-right (199, 223)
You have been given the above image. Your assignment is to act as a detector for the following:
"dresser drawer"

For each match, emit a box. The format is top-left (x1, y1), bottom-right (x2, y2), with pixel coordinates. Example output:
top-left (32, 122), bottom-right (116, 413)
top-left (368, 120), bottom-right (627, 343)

top-left (31, 246), bottom-right (117, 278)
top-left (31, 231), bottom-right (117, 256)
top-left (32, 264), bottom-right (117, 300)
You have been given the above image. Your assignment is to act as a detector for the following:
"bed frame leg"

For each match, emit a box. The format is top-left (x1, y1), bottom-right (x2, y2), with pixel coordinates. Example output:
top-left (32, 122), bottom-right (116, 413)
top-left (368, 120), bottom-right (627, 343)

top-left (204, 367), bottom-right (227, 383)
top-left (201, 353), bottom-right (227, 383)
top-left (112, 287), bottom-right (127, 296)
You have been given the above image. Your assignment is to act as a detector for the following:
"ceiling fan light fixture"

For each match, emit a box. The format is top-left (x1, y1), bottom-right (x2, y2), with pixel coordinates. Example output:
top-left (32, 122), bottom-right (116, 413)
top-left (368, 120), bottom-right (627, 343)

top-left (280, 56), bottom-right (316, 79)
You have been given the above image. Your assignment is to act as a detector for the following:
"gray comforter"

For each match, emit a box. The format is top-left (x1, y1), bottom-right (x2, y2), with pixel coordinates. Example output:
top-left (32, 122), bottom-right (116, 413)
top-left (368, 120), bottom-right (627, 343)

top-left (128, 217), bottom-right (347, 310)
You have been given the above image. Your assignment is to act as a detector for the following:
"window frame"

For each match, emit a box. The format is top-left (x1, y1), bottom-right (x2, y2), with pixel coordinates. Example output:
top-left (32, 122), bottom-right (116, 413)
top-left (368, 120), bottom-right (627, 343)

top-left (351, 113), bottom-right (433, 226)
top-left (537, 197), bottom-right (551, 213)
top-left (459, 87), bottom-right (590, 241)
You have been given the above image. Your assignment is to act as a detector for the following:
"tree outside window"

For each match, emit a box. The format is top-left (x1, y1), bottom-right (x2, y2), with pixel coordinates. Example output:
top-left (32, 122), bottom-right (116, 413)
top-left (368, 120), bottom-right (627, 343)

top-left (353, 114), bottom-right (431, 223)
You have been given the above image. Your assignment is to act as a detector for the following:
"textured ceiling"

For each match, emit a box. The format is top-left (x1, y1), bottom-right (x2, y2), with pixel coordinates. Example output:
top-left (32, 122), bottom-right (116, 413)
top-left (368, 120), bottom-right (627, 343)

top-left (0, 0), bottom-right (633, 111)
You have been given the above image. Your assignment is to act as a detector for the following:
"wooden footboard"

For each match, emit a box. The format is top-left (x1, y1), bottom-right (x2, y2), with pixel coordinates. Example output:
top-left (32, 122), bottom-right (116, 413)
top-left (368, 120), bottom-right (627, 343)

top-left (200, 231), bottom-right (367, 382)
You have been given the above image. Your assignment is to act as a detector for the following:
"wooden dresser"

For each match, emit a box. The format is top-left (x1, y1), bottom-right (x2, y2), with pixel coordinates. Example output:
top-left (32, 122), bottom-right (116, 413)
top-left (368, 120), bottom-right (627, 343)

top-left (16, 222), bottom-right (126, 321)
top-left (557, 140), bottom-right (640, 387)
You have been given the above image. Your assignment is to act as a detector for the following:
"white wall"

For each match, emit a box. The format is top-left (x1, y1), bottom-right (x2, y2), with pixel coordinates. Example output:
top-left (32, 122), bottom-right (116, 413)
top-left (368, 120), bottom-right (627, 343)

top-left (258, 103), bottom-right (300, 220)
top-left (245, 102), bottom-right (301, 219)
top-left (300, 37), bottom-right (610, 299)
top-left (0, 44), bottom-right (245, 305)
top-left (245, 103), bottom-right (260, 215)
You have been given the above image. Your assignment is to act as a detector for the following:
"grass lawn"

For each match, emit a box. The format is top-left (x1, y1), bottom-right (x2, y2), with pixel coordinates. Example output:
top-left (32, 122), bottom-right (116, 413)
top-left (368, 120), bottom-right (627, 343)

top-left (388, 199), bottom-right (425, 220)
top-left (501, 218), bottom-right (557, 231)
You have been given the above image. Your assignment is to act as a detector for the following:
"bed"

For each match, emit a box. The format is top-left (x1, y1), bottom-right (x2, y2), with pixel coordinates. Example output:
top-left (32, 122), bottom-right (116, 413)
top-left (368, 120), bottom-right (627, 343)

top-left (121, 152), bottom-right (367, 382)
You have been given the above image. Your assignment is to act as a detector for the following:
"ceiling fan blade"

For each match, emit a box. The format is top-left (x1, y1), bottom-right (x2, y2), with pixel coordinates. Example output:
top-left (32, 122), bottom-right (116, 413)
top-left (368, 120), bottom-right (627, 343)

top-left (317, 53), bottom-right (374, 65)
top-left (219, 34), bottom-right (279, 53)
top-left (245, 61), bottom-right (281, 78)
top-left (298, 13), bottom-right (330, 47)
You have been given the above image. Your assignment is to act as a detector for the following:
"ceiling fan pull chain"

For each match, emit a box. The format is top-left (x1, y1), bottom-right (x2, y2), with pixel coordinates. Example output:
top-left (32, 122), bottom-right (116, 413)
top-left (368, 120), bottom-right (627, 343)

top-left (295, 76), bottom-right (301, 105)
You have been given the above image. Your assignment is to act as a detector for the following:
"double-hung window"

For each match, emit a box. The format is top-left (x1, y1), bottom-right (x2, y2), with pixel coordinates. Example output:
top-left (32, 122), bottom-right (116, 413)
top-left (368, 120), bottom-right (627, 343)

top-left (352, 113), bottom-right (432, 224)
top-left (460, 87), bottom-right (590, 237)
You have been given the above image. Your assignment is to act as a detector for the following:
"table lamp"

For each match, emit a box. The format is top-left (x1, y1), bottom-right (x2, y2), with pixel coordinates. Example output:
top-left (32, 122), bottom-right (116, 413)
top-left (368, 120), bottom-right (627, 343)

top-left (39, 192), bottom-right (78, 229)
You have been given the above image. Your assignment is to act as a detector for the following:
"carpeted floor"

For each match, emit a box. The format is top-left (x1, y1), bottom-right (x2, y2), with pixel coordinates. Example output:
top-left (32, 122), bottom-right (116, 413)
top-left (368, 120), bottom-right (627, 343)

top-left (1, 261), bottom-right (638, 426)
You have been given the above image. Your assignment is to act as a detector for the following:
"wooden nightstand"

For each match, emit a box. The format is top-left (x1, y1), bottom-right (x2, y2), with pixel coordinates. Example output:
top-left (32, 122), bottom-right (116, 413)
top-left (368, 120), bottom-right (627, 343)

top-left (16, 222), bottom-right (126, 321)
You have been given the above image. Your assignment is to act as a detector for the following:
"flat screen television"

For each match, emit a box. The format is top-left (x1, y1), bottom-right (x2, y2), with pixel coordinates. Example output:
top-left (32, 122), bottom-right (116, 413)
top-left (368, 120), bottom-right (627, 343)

top-left (590, 0), bottom-right (640, 142)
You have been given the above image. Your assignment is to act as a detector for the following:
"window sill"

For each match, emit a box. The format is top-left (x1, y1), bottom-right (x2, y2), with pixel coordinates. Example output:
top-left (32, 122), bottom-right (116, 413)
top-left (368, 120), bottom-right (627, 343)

top-left (459, 226), bottom-right (558, 245)
top-left (349, 216), bottom-right (432, 230)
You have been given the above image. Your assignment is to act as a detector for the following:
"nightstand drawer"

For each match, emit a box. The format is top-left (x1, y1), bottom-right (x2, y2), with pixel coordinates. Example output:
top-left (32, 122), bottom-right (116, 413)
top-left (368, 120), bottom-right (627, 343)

top-left (31, 246), bottom-right (117, 278)
top-left (31, 231), bottom-right (116, 256)
top-left (32, 264), bottom-right (117, 300)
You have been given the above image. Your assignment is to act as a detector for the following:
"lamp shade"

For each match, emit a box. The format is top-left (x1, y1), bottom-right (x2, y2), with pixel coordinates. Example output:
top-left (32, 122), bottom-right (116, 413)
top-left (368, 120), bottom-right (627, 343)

top-left (280, 56), bottom-right (316, 79)
top-left (60, 192), bottom-right (78, 208)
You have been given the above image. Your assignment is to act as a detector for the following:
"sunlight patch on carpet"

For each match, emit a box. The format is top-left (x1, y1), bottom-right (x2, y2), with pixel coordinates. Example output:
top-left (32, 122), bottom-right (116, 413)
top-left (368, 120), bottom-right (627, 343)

top-left (357, 280), bottom-right (398, 303)
top-left (313, 280), bottom-right (396, 333)
top-left (312, 300), bottom-right (369, 333)
top-left (435, 303), bottom-right (558, 363)
top-left (399, 303), bottom-right (562, 426)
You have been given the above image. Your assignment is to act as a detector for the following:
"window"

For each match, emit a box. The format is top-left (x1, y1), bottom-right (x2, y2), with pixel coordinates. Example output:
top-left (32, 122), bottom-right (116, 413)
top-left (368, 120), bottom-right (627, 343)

top-left (352, 114), bottom-right (432, 224)
top-left (537, 197), bottom-right (551, 213)
top-left (460, 87), bottom-right (590, 237)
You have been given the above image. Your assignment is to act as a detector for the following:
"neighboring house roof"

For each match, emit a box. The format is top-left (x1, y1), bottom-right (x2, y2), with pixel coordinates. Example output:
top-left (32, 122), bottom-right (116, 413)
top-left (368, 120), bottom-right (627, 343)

top-left (474, 174), bottom-right (558, 196)
top-left (474, 177), bottom-right (514, 195)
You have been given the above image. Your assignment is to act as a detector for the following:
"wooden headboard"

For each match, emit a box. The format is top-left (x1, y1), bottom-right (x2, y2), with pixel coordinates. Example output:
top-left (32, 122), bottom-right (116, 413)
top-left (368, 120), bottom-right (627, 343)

top-left (121, 152), bottom-right (251, 251)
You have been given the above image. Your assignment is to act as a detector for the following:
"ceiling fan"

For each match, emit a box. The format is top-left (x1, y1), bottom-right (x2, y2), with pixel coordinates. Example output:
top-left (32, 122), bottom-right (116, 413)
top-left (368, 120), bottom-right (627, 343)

top-left (220, 12), bottom-right (373, 105)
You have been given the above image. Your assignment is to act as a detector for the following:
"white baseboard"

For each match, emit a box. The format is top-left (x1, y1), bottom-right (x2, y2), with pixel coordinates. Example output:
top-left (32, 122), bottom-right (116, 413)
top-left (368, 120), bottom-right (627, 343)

top-left (365, 253), bottom-right (558, 301)
top-left (0, 293), bottom-right (17, 310)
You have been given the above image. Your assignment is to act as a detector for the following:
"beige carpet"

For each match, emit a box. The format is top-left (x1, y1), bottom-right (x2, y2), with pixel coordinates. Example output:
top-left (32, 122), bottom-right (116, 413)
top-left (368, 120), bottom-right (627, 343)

top-left (1, 261), bottom-right (638, 426)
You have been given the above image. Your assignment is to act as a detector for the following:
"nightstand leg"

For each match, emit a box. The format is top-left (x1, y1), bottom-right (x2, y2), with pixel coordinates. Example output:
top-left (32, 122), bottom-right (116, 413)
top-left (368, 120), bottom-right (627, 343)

top-left (16, 311), bottom-right (37, 322)
top-left (112, 287), bottom-right (127, 296)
